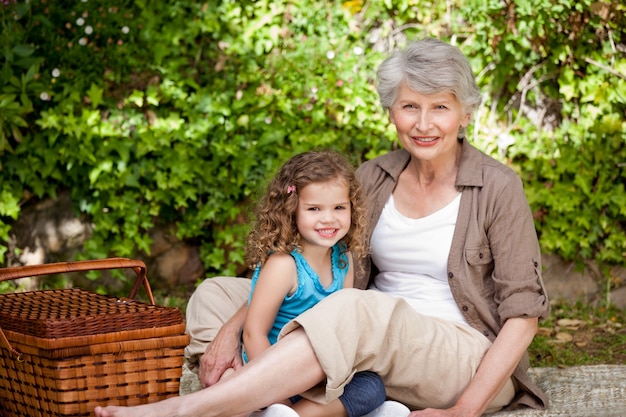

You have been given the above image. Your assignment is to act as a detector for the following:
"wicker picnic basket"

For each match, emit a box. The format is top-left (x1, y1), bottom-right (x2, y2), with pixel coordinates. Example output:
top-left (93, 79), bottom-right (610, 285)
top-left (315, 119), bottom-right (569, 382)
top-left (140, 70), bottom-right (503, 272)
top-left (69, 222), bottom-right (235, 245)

top-left (0, 258), bottom-right (190, 417)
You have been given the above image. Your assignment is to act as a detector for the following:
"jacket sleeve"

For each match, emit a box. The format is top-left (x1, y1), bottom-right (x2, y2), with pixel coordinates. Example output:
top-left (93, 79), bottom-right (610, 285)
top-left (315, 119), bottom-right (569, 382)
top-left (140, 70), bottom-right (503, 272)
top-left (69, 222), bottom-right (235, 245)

top-left (487, 172), bottom-right (550, 322)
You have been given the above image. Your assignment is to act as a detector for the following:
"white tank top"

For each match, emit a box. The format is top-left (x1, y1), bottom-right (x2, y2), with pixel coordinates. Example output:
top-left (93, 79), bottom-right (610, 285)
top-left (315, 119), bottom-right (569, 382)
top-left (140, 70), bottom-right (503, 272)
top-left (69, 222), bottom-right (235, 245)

top-left (369, 193), bottom-right (469, 326)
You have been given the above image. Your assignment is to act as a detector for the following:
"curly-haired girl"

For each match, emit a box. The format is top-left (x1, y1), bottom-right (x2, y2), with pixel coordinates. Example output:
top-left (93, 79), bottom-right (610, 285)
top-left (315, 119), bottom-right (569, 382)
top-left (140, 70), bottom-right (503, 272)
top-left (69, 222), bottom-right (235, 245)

top-left (245, 150), bottom-right (368, 271)
top-left (243, 150), bottom-right (384, 417)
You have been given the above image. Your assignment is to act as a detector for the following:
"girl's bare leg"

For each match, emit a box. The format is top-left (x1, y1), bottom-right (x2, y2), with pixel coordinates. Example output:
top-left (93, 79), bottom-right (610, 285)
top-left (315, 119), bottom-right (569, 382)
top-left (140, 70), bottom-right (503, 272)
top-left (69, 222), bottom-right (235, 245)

top-left (293, 398), bottom-right (348, 417)
top-left (94, 328), bottom-right (325, 417)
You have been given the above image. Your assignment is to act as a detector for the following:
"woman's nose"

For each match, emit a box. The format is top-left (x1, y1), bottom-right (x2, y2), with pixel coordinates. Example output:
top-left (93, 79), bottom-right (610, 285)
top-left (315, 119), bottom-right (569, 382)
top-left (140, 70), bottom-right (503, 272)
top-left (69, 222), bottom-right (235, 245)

top-left (415, 110), bottom-right (431, 130)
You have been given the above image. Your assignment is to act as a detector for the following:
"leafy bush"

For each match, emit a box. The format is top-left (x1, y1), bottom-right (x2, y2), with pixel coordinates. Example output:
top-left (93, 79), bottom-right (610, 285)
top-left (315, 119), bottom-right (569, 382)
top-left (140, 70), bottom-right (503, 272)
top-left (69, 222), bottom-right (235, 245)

top-left (0, 0), bottom-right (411, 275)
top-left (1, 0), bottom-right (624, 297)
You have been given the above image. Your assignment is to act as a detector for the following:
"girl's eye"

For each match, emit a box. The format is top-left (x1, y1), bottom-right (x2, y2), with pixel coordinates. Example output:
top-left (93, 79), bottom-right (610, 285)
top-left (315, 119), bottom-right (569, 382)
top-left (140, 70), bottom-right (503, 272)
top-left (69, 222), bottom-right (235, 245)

top-left (308, 207), bottom-right (319, 211)
top-left (335, 205), bottom-right (347, 210)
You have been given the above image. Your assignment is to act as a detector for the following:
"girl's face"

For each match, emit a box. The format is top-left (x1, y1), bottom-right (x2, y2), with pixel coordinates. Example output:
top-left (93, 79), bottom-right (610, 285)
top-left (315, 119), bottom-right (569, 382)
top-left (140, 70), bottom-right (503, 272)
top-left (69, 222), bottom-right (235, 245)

top-left (295, 178), bottom-right (351, 253)
top-left (388, 83), bottom-right (470, 163)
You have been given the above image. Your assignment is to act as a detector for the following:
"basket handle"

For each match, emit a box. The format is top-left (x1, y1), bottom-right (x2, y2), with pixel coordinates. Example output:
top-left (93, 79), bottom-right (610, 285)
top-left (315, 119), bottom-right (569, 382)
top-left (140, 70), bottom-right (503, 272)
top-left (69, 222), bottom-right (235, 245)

top-left (0, 257), bottom-right (155, 304)
top-left (0, 258), bottom-right (155, 360)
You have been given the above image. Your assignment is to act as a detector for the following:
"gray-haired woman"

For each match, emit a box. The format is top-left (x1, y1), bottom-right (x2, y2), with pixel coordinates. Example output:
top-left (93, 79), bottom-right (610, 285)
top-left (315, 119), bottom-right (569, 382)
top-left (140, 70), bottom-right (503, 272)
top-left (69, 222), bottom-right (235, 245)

top-left (95, 37), bottom-right (549, 417)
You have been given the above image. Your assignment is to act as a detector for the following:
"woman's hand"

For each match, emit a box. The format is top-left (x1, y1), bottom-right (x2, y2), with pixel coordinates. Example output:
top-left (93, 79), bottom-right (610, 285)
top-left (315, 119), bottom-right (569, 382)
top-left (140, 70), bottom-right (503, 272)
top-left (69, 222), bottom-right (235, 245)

top-left (198, 304), bottom-right (247, 387)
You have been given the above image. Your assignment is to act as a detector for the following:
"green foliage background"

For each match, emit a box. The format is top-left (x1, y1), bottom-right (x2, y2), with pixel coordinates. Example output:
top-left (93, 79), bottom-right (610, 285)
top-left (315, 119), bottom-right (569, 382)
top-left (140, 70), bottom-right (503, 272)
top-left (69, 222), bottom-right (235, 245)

top-left (1, 1), bottom-right (624, 291)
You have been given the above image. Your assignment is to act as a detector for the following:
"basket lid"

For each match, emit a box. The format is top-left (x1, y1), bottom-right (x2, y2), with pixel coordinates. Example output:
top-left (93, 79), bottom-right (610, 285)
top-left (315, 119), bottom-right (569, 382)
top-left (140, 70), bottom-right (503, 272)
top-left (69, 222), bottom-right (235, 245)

top-left (0, 287), bottom-right (184, 338)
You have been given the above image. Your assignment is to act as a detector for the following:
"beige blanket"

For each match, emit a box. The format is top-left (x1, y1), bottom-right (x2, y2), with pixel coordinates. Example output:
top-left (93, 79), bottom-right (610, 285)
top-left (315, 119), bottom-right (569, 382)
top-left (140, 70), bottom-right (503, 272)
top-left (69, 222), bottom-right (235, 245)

top-left (492, 365), bottom-right (625, 417)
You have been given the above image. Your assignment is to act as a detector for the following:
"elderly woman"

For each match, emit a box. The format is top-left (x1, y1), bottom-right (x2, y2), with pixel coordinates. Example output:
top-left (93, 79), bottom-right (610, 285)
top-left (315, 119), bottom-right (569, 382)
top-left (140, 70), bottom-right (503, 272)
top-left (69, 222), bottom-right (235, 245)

top-left (95, 37), bottom-right (549, 417)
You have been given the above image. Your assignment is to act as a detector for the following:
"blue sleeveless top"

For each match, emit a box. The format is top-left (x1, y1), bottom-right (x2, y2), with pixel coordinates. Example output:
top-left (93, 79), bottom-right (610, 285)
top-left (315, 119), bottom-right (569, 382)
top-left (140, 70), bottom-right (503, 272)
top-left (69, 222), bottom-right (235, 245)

top-left (246, 243), bottom-right (349, 351)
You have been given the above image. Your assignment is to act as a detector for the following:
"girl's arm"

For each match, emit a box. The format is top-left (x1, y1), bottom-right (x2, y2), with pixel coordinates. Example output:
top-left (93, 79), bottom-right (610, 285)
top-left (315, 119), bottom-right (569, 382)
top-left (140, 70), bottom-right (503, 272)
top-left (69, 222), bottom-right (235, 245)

top-left (243, 253), bottom-right (298, 361)
top-left (342, 252), bottom-right (355, 289)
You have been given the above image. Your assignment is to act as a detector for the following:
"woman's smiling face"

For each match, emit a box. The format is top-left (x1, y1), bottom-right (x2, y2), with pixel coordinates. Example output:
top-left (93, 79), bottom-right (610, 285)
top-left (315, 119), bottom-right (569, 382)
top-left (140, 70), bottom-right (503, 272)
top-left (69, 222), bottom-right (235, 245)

top-left (388, 82), bottom-right (471, 162)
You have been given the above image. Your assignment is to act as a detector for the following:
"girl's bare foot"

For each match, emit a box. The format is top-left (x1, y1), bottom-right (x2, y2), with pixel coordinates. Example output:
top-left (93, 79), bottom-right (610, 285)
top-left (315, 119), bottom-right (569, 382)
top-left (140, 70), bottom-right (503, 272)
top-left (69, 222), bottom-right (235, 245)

top-left (94, 399), bottom-right (177, 417)
top-left (94, 405), bottom-right (143, 417)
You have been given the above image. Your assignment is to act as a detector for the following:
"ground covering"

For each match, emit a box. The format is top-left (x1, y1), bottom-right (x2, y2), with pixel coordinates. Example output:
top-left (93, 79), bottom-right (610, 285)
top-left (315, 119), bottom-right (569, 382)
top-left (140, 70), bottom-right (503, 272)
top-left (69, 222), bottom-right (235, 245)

top-left (530, 299), bottom-right (626, 367)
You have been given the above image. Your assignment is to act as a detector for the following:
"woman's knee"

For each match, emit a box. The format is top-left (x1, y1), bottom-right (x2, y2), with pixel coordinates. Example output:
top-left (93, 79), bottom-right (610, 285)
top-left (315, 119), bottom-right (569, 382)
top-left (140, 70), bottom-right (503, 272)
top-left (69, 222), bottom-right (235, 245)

top-left (353, 371), bottom-right (386, 404)
top-left (339, 371), bottom-right (387, 417)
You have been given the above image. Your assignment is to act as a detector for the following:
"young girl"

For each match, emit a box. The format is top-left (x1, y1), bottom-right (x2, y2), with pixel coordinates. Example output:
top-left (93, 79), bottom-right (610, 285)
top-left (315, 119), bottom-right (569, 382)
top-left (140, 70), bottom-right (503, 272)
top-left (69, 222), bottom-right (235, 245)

top-left (243, 151), bottom-right (385, 417)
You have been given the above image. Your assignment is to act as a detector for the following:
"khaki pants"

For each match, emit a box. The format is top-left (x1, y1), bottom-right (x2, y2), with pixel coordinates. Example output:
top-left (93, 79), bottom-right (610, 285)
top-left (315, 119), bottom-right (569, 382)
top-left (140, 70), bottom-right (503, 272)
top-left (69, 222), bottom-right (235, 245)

top-left (185, 279), bottom-right (514, 413)
top-left (282, 289), bottom-right (514, 413)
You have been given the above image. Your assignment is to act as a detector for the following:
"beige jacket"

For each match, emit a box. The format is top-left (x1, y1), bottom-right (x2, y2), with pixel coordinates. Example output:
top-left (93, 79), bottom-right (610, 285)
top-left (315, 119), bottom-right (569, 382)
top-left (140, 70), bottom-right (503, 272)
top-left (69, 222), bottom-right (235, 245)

top-left (354, 140), bottom-right (550, 410)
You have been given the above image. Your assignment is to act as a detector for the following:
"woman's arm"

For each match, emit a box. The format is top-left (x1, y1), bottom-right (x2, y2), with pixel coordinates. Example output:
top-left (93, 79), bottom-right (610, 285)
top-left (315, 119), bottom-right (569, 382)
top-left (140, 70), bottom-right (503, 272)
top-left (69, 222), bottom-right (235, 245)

top-left (410, 316), bottom-right (538, 417)
top-left (243, 253), bottom-right (298, 361)
top-left (198, 302), bottom-right (248, 388)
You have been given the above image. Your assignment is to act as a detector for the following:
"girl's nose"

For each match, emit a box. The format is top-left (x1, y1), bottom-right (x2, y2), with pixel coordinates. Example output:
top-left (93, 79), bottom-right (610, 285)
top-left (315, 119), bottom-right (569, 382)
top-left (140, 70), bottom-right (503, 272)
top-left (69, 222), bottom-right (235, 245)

top-left (320, 209), bottom-right (334, 222)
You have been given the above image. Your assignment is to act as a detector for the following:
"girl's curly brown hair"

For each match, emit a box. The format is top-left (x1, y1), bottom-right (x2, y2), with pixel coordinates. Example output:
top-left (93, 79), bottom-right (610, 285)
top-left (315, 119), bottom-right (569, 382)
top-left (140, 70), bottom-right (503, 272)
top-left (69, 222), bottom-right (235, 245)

top-left (245, 150), bottom-right (368, 273)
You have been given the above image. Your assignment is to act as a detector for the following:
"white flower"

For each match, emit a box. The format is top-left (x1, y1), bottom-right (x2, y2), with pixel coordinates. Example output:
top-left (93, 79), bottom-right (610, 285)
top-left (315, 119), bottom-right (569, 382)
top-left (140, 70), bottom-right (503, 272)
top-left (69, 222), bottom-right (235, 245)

top-left (353, 46), bottom-right (363, 56)
top-left (121, 26), bottom-right (129, 34)
top-left (79, 37), bottom-right (87, 46)
top-left (40, 92), bottom-right (50, 101)
top-left (326, 50), bottom-right (335, 60)
top-left (85, 25), bottom-right (93, 35)
top-left (76, 17), bottom-right (85, 26)
top-left (51, 68), bottom-right (60, 77)
top-left (265, 117), bottom-right (272, 124)
top-left (311, 86), bottom-right (318, 94)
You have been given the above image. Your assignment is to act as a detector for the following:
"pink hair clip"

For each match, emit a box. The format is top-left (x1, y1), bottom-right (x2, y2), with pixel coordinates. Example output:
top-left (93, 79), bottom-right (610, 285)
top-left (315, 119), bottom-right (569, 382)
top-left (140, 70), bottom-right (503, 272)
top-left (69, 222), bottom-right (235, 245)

top-left (287, 185), bottom-right (296, 194)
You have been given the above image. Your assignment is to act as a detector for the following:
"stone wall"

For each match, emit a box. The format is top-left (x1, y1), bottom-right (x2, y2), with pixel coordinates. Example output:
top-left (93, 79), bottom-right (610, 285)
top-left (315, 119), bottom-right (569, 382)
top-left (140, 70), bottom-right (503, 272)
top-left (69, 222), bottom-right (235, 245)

top-left (5, 192), bottom-right (206, 292)
top-left (541, 253), bottom-right (626, 308)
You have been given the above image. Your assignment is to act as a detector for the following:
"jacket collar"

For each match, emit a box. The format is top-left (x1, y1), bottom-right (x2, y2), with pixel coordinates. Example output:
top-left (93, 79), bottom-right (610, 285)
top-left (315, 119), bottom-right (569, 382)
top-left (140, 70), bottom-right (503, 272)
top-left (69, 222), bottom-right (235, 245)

top-left (375, 139), bottom-right (484, 188)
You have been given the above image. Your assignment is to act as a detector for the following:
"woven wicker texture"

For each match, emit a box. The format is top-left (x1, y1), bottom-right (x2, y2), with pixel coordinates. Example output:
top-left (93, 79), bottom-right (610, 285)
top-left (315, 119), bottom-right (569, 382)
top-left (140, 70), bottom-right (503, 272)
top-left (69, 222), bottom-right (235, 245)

top-left (0, 333), bottom-right (188, 416)
top-left (0, 287), bottom-right (183, 338)
top-left (0, 258), bottom-right (189, 417)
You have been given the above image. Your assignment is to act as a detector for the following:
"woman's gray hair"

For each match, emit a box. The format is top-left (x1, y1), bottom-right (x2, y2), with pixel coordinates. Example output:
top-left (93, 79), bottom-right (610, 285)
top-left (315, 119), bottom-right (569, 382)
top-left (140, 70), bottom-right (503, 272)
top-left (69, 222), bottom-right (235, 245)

top-left (376, 37), bottom-right (482, 116)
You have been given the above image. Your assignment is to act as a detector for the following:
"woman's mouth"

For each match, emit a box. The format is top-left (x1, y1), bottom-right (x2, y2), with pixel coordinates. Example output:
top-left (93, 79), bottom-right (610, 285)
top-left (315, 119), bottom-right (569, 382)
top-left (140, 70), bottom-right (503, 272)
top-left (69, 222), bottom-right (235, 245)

top-left (413, 136), bottom-right (437, 142)
top-left (412, 136), bottom-right (438, 145)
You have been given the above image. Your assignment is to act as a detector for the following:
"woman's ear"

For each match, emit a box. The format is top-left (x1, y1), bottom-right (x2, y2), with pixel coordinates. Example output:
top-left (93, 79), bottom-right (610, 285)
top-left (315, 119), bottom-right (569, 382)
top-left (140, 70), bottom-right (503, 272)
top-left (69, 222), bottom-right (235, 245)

top-left (461, 111), bottom-right (471, 128)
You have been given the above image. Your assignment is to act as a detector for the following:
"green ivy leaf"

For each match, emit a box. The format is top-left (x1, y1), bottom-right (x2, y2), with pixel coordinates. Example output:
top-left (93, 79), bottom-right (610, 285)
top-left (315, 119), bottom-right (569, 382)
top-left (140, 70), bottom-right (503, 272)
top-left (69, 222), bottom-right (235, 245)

top-left (87, 84), bottom-right (104, 109)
